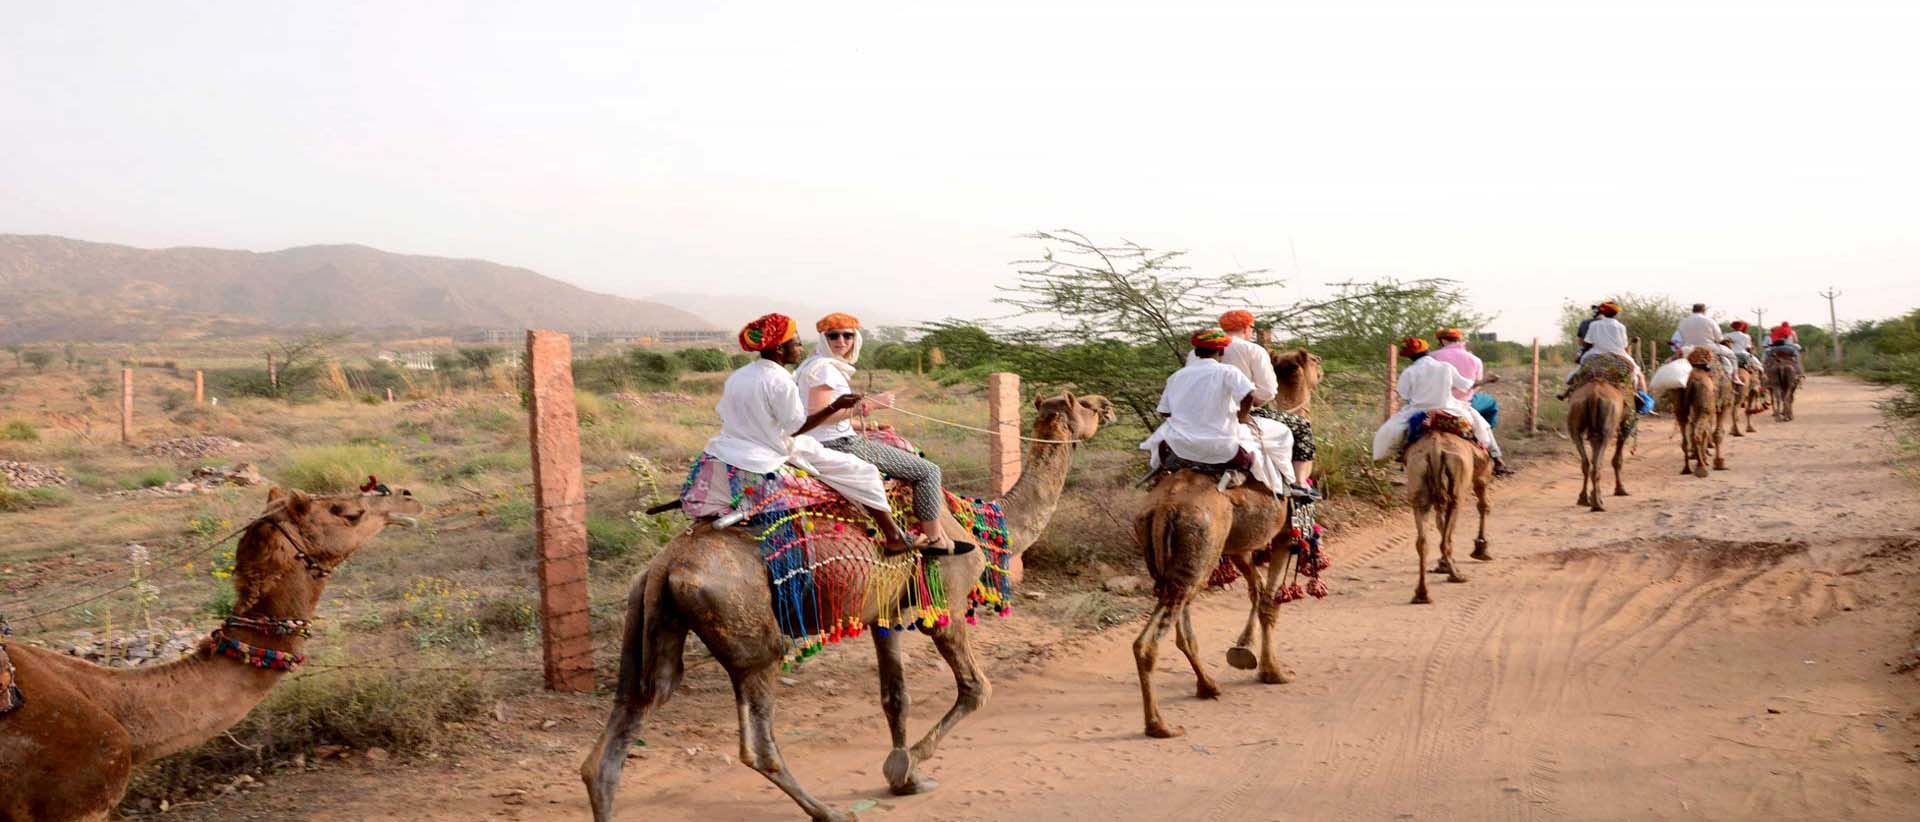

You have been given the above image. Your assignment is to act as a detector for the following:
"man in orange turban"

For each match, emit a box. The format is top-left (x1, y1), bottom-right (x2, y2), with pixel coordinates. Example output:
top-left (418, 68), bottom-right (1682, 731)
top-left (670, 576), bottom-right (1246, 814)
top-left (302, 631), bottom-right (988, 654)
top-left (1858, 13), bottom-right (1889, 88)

top-left (705, 313), bottom-right (924, 553)
top-left (1139, 329), bottom-right (1310, 500)
top-left (1201, 310), bottom-right (1309, 493)
top-left (1373, 336), bottom-right (1500, 465)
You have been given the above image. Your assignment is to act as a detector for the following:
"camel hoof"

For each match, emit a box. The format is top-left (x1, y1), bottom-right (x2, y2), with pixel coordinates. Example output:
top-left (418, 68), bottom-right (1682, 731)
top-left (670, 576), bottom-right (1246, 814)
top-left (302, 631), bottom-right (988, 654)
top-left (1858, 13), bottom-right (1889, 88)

top-left (1613, 488), bottom-right (1630, 497)
top-left (1432, 560), bottom-right (1454, 575)
top-left (882, 748), bottom-right (925, 795)
top-left (1146, 722), bottom-right (1186, 739)
top-left (888, 775), bottom-right (940, 797)
top-left (1471, 548), bottom-right (1492, 562)
top-left (1714, 460), bottom-right (1727, 470)
top-left (1197, 681), bottom-right (1223, 700)
top-left (1258, 667), bottom-right (1293, 685)
top-left (1412, 591), bottom-right (1431, 605)
top-left (1589, 502), bottom-right (1606, 512)
top-left (1225, 646), bottom-right (1258, 671)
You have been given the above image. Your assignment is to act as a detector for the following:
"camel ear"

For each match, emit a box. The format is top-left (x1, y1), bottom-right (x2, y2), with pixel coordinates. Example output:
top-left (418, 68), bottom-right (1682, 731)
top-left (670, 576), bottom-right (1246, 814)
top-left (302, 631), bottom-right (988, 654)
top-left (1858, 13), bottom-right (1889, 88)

top-left (285, 490), bottom-right (314, 522)
top-left (267, 486), bottom-right (287, 503)
top-left (1062, 390), bottom-right (1077, 407)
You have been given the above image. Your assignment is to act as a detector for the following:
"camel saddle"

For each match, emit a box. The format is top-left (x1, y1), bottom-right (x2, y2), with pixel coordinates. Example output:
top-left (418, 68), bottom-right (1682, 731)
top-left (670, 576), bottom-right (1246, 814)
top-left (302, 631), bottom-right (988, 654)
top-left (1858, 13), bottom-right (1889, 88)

top-left (0, 641), bottom-right (21, 716)
top-left (1570, 353), bottom-right (1636, 391)
top-left (1402, 410), bottom-right (1479, 455)
top-left (1145, 443), bottom-right (1255, 489)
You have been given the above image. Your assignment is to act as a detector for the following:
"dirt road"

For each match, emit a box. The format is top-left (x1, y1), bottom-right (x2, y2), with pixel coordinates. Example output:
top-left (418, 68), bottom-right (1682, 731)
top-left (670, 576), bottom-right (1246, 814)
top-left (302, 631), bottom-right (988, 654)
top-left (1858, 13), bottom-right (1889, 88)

top-left (178, 376), bottom-right (1920, 821)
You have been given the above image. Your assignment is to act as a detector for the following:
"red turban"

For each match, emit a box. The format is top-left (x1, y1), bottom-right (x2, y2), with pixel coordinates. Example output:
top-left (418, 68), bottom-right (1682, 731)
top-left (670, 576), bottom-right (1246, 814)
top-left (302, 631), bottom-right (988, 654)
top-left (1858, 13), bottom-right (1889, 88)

top-left (739, 313), bottom-right (798, 352)
top-left (1218, 310), bottom-right (1256, 332)
top-left (1400, 337), bottom-right (1430, 358)
top-left (1190, 328), bottom-right (1232, 351)
top-left (1730, 320), bottom-right (1749, 331)
top-left (1436, 328), bottom-right (1464, 342)
top-left (815, 312), bottom-right (861, 333)
top-left (1770, 322), bottom-right (1794, 343)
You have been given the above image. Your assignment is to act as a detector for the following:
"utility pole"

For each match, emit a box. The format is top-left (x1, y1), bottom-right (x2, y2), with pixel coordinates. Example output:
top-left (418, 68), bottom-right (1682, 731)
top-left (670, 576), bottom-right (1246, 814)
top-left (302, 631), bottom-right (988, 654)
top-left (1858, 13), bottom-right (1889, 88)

top-left (1751, 308), bottom-right (1765, 331)
top-left (1817, 287), bottom-right (1842, 367)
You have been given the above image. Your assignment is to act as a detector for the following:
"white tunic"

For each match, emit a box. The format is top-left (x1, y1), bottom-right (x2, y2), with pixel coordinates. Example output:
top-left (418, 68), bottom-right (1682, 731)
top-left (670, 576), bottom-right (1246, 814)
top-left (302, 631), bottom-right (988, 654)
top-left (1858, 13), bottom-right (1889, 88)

top-left (703, 359), bottom-right (889, 511)
top-left (1397, 355), bottom-right (1474, 412)
top-left (1185, 337), bottom-right (1279, 404)
top-left (1582, 316), bottom-right (1631, 358)
top-left (1675, 313), bottom-right (1722, 349)
top-left (1150, 358), bottom-right (1256, 464)
top-left (1724, 332), bottom-right (1752, 355)
top-left (793, 354), bottom-right (856, 442)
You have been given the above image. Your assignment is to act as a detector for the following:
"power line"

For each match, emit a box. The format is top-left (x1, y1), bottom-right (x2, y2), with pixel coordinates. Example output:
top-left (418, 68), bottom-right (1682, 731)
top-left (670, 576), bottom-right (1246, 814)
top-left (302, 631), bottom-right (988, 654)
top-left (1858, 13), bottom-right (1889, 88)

top-left (1817, 287), bottom-right (1842, 366)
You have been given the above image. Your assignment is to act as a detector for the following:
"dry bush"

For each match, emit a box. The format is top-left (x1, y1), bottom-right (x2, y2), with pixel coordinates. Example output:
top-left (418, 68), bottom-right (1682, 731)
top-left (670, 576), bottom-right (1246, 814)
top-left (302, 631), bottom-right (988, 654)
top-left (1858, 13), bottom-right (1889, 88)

top-left (272, 444), bottom-right (411, 493)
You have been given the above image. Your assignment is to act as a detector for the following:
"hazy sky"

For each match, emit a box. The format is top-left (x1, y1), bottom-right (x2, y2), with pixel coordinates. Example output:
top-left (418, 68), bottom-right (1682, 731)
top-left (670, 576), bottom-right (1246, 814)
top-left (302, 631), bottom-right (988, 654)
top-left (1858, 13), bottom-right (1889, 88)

top-left (5, 0), bottom-right (1917, 341)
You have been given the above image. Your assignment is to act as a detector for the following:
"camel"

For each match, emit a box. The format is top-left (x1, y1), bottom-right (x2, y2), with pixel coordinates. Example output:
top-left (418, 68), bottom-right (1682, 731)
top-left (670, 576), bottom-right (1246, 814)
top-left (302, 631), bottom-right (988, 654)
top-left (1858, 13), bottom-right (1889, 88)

top-left (0, 487), bottom-right (422, 822)
top-left (581, 393), bottom-right (1114, 822)
top-left (1567, 376), bottom-right (1632, 512)
top-left (1766, 350), bottom-right (1802, 421)
top-left (1219, 346), bottom-right (1323, 671)
top-left (1729, 360), bottom-right (1763, 435)
top-left (1670, 349), bottom-right (1720, 477)
top-left (1403, 417), bottom-right (1492, 604)
top-left (1131, 461), bottom-right (1295, 739)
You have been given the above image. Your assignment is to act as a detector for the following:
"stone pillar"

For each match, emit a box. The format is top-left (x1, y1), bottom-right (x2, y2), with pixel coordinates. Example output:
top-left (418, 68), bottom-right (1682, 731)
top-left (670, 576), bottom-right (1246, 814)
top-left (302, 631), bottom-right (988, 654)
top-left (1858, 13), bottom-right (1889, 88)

top-left (525, 330), bottom-right (594, 692)
top-left (987, 372), bottom-right (1021, 496)
top-left (386, 387), bottom-right (395, 403)
top-left (194, 370), bottom-right (205, 406)
top-left (267, 351), bottom-right (278, 390)
top-left (1529, 337), bottom-right (1541, 433)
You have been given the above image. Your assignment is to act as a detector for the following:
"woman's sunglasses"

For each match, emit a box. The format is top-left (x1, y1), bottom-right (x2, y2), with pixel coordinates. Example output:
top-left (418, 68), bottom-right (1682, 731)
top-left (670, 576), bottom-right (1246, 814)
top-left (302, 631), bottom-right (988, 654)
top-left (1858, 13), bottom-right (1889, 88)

top-left (824, 331), bottom-right (857, 341)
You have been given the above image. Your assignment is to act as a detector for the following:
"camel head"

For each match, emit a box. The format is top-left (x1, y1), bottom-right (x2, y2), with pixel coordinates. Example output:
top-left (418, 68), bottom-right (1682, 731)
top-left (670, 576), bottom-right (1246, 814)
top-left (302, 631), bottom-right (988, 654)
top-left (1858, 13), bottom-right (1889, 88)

top-left (231, 487), bottom-right (424, 608)
top-left (1272, 347), bottom-right (1323, 396)
top-left (1033, 391), bottom-right (1114, 442)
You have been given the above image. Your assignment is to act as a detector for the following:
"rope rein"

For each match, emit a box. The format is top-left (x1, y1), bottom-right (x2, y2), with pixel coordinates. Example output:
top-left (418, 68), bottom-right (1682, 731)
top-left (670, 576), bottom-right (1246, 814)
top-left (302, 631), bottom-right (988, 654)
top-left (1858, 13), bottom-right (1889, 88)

top-left (880, 405), bottom-right (1086, 445)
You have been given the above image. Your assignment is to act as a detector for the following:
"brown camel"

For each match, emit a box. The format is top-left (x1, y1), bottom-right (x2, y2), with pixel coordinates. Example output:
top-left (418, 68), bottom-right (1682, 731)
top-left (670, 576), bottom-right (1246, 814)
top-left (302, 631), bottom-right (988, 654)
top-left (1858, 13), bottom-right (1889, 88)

top-left (581, 393), bottom-right (1114, 822)
top-left (1131, 466), bottom-right (1293, 739)
top-left (1567, 377), bottom-right (1631, 512)
top-left (1404, 418), bottom-right (1492, 604)
top-left (1765, 350), bottom-right (1802, 421)
top-left (1729, 359), bottom-right (1763, 435)
top-left (1670, 349), bottom-right (1720, 477)
top-left (0, 487), bottom-right (422, 822)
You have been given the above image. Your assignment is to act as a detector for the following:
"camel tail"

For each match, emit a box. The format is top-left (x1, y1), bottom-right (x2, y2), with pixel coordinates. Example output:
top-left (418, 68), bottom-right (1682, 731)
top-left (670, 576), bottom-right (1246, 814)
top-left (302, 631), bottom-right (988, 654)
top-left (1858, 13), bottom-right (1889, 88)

top-left (1142, 509), bottom-right (1175, 584)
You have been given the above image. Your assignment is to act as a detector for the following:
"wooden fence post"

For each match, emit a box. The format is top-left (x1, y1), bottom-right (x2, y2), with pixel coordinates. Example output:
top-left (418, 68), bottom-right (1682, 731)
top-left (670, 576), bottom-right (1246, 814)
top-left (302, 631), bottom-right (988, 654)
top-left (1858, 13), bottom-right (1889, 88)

top-left (194, 370), bottom-right (205, 406)
top-left (120, 368), bottom-right (133, 444)
top-left (267, 351), bottom-right (278, 390)
top-left (525, 330), bottom-right (595, 692)
top-left (1528, 338), bottom-right (1541, 433)
top-left (988, 372), bottom-right (1021, 496)
top-left (1382, 344), bottom-right (1398, 423)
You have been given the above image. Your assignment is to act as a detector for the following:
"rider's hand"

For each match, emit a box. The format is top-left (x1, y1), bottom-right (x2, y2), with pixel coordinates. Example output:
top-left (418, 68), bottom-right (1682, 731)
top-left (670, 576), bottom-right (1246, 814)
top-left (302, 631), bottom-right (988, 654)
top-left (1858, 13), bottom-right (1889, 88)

top-left (830, 393), bottom-right (863, 411)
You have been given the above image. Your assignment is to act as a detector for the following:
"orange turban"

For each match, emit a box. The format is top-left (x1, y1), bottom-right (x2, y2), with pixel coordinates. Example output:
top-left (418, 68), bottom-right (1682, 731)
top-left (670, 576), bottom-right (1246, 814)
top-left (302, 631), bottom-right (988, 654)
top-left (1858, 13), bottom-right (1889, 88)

top-left (738, 313), bottom-right (798, 352)
top-left (1399, 337), bottom-right (1430, 358)
top-left (1597, 301), bottom-right (1621, 317)
top-left (1218, 310), bottom-right (1256, 332)
top-left (1436, 328), bottom-right (1464, 342)
top-left (1190, 328), bottom-right (1232, 351)
top-left (1729, 320), bottom-right (1749, 331)
top-left (815, 312), bottom-right (861, 333)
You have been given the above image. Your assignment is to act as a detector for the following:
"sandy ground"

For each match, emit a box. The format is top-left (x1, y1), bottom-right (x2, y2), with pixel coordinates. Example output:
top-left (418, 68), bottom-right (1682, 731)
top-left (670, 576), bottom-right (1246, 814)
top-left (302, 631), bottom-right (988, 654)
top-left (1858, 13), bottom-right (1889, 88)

top-left (171, 376), bottom-right (1920, 821)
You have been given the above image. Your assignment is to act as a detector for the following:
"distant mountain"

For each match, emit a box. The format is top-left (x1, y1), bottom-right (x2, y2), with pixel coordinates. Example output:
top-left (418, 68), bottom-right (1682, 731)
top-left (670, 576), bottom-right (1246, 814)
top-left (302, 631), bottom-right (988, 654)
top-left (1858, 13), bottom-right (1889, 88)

top-left (0, 235), bottom-right (711, 343)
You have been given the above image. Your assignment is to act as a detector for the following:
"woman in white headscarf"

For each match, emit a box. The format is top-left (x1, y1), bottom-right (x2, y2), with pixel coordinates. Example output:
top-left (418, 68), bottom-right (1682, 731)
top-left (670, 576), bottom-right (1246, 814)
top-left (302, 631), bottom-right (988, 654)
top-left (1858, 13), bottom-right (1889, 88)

top-left (794, 313), bottom-right (951, 545)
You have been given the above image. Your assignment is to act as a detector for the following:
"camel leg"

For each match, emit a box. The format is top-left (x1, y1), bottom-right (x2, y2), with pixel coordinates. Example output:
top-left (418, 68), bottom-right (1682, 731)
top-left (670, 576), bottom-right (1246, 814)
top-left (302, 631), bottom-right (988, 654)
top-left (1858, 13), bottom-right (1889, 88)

top-left (732, 665), bottom-right (850, 822)
top-left (1713, 418), bottom-right (1728, 470)
top-left (1251, 570), bottom-right (1291, 684)
top-left (583, 571), bottom-right (687, 822)
top-left (1172, 603), bottom-right (1223, 698)
top-left (1440, 491), bottom-right (1467, 583)
top-left (1471, 468), bottom-right (1492, 561)
top-left (905, 621), bottom-right (992, 770)
top-left (868, 629), bottom-right (939, 796)
top-left (1610, 425), bottom-right (1630, 497)
top-left (1572, 427), bottom-right (1595, 509)
top-left (1133, 598), bottom-right (1184, 738)
top-left (1585, 431), bottom-right (1606, 512)
top-left (1412, 506), bottom-right (1432, 605)
top-left (1225, 552), bottom-right (1261, 671)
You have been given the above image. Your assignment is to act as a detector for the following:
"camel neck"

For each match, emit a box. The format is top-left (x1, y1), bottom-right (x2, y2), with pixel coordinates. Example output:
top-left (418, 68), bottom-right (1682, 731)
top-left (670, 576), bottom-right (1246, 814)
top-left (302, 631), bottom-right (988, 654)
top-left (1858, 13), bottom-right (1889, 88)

top-left (98, 589), bottom-right (322, 765)
top-left (1000, 431), bottom-right (1076, 556)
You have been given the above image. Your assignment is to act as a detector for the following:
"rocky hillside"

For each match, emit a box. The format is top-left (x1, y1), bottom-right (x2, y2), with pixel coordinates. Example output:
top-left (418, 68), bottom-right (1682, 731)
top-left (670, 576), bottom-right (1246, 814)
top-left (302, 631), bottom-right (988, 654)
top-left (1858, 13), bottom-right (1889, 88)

top-left (0, 235), bottom-right (709, 342)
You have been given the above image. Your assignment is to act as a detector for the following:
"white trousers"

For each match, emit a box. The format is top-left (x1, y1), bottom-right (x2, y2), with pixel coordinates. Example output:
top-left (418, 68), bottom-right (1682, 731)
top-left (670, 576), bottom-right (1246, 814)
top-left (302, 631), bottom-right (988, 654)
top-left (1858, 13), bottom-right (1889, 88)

top-left (787, 434), bottom-right (891, 512)
top-left (1372, 403), bottom-right (1497, 462)
top-left (1141, 420), bottom-right (1298, 492)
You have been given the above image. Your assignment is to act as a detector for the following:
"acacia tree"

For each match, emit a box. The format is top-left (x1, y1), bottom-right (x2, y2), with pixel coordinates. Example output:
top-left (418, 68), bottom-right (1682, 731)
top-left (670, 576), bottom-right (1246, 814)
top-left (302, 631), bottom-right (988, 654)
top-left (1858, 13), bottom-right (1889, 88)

top-left (1268, 277), bottom-right (1488, 364)
top-left (1556, 292), bottom-right (1688, 350)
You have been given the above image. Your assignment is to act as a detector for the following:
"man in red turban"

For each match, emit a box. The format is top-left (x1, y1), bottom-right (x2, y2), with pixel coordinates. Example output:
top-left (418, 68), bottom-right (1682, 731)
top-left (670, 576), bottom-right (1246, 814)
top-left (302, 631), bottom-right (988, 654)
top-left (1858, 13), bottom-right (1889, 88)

top-left (705, 313), bottom-right (924, 553)
top-left (1765, 322), bottom-right (1804, 376)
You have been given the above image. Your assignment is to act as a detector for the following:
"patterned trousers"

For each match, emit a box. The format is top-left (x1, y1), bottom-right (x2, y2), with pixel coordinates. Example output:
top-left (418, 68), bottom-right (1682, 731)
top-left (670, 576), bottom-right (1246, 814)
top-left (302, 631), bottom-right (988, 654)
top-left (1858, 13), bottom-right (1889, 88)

top-left (1254, 408), bottom-right (1316, 463)
top-left (820, 436), bottom-right (946, 522)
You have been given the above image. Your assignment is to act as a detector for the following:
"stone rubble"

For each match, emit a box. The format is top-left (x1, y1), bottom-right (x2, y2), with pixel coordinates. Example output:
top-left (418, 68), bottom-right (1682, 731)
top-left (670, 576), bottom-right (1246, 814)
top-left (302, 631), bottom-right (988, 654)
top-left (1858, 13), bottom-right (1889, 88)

top-left (0, 460), bottom-right (71, 489)
top-left (137, 436), bottom-right (245, 459)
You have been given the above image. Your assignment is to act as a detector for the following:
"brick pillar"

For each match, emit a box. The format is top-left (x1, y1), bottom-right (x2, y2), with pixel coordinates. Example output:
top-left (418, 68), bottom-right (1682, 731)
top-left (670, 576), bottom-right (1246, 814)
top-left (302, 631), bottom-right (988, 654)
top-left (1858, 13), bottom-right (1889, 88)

top-left (120, 368), bottom-right (133, 444)
top-left (386, 387), bottom-right (395, 403)
top-left (267, 351), bottom-right (277, 390)
top-left (987, 372), bottom-right (1021, 496)
top-left (1382, 345), bottom-right (1398, 423)
top-left (526, 330), bottom-right (594, 692)
top-left (194, 370), bottom-right (205, 406)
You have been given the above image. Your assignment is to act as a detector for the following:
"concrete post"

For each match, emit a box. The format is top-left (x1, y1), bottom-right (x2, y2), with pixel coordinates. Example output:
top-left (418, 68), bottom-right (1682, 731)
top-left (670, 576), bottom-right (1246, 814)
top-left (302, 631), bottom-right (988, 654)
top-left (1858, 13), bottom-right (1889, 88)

top-left (987, 372), bottom-right (1021, 496)
top-left (194, 370), bottom-right (205, 406)
top-left (386, 387), bottom-right (395, 403)
top-left (1529, 338), bottom-right (1541, 433)
top-left (267, 351), bottom-right (278, 390)
top-left (525, 330), bottom-right (594, 692)
top-left (120, 368), bottom-right (133, 444)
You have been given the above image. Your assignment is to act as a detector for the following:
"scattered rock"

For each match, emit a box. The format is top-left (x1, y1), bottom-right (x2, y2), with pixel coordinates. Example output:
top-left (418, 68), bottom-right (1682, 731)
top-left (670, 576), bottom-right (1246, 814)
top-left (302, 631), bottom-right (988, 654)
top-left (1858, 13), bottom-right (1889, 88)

top-left (1024, 590), bottom-right (1047, 601)
top-left (1102, 575), bottom-right (1147, 594)
top-left (139, 436), bottom-right (244, 460)
top-left (779, 677), bottom-right (801, 687)
top-left (314, 745), bottom-right (350, 760)
top-left (0, 460), bottom-right (69, 489)
top-left (1766, 707), bottom-right (1783, 715)
top-left (492, 701), bottom-right (511, 723)
top-left (364, 747), bottom-right (390, 762)
top-left (540, 719), bottom-right (558, 731)
top-left (61, 622), bottom-right (199, 668)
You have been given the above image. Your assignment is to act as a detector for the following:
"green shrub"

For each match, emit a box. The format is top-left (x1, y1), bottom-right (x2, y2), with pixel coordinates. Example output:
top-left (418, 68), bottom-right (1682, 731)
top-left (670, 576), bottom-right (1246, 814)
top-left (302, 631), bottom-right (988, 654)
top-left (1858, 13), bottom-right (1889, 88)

top-left (274, 444), bottom-right (410, 493)
top-left (118, 466), bottom-right (178, 490)
top-left (729, 353), bottom-right (754, 368)
top-left (674, 347), bottom-right (732, 372)
top-left (586, 514), bottom-right (643, 560)
top-left (0, 420), bottom-right (37, 441)
top-left (574, 390), bottom-right (609, 425)
top-left (0, 485), bottom-right (74, 512)
top-left (626, 350), bottom-right (681, 388)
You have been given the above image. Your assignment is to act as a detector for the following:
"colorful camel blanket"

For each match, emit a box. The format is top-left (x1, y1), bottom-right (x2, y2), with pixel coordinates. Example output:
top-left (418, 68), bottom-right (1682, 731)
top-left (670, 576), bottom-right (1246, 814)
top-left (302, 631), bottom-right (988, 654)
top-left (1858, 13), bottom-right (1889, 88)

top-left (1402, 410), bottom-right (1479, 453)
top-left (1205, 500), bottom-right (1330, 604)
top-left (0, 641), bottom-right (20, 716)
top-left (677, 451), bottom-right (1014, 669)
top-left (1571, 353), bottom-right (1637, 391)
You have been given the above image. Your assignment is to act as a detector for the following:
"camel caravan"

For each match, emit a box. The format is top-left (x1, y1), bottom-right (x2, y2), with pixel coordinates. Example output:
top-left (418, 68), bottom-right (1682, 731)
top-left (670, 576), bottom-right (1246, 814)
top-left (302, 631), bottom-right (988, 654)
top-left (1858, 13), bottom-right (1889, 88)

top-left (0, 304), bottom-right (1816, 822)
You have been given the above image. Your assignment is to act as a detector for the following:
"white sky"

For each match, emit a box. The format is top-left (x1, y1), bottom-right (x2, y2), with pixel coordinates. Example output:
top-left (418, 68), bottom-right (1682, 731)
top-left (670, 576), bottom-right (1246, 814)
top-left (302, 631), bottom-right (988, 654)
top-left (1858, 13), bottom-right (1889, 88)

top-left (4, 0), bottom-right (1917, 340)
